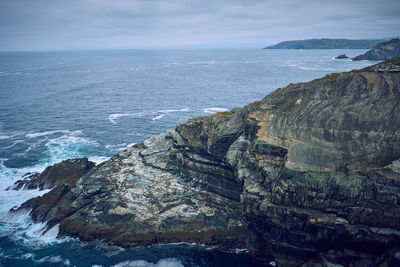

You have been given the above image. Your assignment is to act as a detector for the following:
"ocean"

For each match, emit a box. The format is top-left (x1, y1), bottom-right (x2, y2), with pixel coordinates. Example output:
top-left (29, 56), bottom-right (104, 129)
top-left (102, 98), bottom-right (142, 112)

top-left (0, 49), bottom-right (374, 266)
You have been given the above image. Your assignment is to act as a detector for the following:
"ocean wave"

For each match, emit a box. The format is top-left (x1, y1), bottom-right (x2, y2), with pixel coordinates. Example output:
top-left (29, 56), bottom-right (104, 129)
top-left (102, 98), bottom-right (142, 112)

top-left (88, 156), bottom-right (110, 165)
top-left (203, 107), bottom-right (228, 114)
top-left (0, 135), bottom-right (10, 140)
top-left (151, 114), bottom-right (166, 121)
top-left (25, 130), bottom-right (82, 138)
top-left (187, 60), bottom-right (216, 65)
top-left (111, 258), bottom-right (184, 267)
top-left (36, 255), bottom-right (71, 266)
top-left (230, 248), bottom-right (249, 254)
top-left (151, 108), bottom-right (190, 121)
top-left (162, 62), bottom-right (179, 68)
top-left (105, 143), bottom-right (136, 152)
top-left (108, 113), bottom-right (131, 124)
top-left (1, 129), bottom-right (101, 170)
top-left (0, 172), bottom-right (70, 248)
top-left (108, 112), bottom-right (146, 124)
top-left (105, 143), bottom-right (126, 149)
top-left (1, 208), bottom-right (71, 248)
top-left (158, 108), bottom-right (190, 113)
top-left (1, 139), bottom-right (24, 149)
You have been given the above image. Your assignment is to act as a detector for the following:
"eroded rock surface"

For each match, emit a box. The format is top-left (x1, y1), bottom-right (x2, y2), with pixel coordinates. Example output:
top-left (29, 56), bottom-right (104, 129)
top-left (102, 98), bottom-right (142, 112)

top-left (15, 58), bottom-right (400, 266)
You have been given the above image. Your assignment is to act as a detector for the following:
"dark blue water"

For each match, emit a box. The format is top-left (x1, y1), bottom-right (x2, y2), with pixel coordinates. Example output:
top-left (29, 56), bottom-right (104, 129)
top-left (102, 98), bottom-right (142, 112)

top-left (0, 49), bottom-right (374, 266)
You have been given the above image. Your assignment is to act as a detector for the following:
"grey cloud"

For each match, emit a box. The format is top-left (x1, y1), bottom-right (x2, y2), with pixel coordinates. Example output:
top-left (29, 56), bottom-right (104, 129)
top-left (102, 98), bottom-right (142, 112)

top-left (0, 0), bottom-right (399, 50)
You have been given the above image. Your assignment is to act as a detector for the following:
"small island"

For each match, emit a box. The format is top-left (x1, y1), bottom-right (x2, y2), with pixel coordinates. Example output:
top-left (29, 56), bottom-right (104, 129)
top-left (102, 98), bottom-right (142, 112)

top-left (335, 54), bottom-right (348, 59)
top-left (264, 38), bottom-right (384, 49)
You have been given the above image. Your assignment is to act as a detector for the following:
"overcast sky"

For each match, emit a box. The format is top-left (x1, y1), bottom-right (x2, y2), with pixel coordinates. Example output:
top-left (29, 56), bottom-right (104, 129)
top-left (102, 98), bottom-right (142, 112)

top-left (0, 0), bottom-right (399, 51)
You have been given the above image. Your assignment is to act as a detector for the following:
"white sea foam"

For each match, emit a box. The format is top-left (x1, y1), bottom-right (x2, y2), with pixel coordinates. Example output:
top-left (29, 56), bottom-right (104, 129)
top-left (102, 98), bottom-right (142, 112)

top-left (3, 139), bottom-right (24, 149)
top-left (151, 108), bottom-right (190, 121)
top-left (88, 156), bottom-right (110, 165)
top-left (0, 168), bottom-right (69, 248)
top-left (0, 135), bottom-right (10, 140)
top-left (126, 143), bottom-right (136, 148)
top-left (111, 258), bottom-right (184, 267)
top-left (109, 113), bottom-right (131, 124)
top-left (108, 112), bottom-right (146, 124)
top-left (25, 130), bottom-right (82, 138)
top-left (22, 253), bottom-right (35, 259)
top-left (151, 114), bottom-right (166, 121)
top-left (203, 107), bottom-right (228, 114)
top-left (158, 108), bottom-right (190, 113)
top-left (45, 135), bottom-right (99, 155)
top-left (36, 255), bottom-right (71, 265)
top-left (187, 60), bottom-right (216, 65)
top-left (231, 248), bottom-right (249, 254)
top-left (0, 130), bottom-right (100, 249)
top-left (106, 143), bottom-right (127, 149)
top-left (162, 62), bottom-right (179, 68)
top-left (104, 143), bottom-right (136, 152)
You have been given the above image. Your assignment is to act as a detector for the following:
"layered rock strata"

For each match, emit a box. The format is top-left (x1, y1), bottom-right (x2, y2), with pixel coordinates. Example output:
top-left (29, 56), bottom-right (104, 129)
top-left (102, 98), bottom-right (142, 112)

top-left (14, 58), bottom-right (400, 266)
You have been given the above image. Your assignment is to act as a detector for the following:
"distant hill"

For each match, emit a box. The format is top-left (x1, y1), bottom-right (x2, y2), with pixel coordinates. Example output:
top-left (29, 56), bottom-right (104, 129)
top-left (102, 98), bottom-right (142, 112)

top-left (264, 38), bottom-right (385, 49)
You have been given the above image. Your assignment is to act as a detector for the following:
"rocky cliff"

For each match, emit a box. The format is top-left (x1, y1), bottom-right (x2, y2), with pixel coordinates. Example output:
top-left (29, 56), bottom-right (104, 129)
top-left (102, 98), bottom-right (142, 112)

top-left (353, 38), bottom-right (400, 61)
top-left (13, 58), bottom-right (400, 266)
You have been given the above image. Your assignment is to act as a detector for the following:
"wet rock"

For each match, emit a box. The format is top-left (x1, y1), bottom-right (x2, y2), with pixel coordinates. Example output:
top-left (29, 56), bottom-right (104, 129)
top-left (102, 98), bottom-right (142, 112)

top-left (10, 158), bottom-right (95, 190)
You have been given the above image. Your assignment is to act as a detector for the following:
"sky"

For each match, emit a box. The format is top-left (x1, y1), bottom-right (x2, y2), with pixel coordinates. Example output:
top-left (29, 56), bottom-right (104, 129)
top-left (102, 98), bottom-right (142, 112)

top-left (0, 0), bottom-right (399, 51)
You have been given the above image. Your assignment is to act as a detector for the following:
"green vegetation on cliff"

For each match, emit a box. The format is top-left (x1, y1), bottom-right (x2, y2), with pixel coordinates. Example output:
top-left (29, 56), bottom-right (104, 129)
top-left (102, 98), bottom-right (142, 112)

top-left (264, 38), bottom-right (384, 49)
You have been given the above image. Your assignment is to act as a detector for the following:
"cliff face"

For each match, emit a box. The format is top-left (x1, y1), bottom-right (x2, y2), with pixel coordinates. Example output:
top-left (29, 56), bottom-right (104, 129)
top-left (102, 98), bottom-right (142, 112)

top-left (353, 38), bottom-right (400, 61)
top-left (15, 58), bottom-right (400, 266)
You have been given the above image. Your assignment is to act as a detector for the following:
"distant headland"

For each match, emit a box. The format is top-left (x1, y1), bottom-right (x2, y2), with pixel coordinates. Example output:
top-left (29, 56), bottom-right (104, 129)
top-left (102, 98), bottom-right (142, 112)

top-left (264, 38), bottom-right (385, 49)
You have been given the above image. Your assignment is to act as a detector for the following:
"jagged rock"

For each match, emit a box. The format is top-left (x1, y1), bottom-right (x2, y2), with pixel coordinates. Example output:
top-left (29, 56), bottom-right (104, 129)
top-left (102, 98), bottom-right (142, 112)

top-left (353, 38), bottom-right (400, 61)
top-left (15, 58), bottom-right (400, 266)
top-left (10, 158), bottom-right (95, 190)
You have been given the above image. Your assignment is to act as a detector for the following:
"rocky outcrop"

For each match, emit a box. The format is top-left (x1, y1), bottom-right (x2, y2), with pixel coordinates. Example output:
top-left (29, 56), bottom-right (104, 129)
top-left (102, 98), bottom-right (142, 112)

top-left (353, 38), bottom-right (400, 61)
top-left (335, 54), bottom-right (348, 59)
top-left (10, 158), bottom-right (95, 190)
top-left (14, 58), bottom-right (400, 266)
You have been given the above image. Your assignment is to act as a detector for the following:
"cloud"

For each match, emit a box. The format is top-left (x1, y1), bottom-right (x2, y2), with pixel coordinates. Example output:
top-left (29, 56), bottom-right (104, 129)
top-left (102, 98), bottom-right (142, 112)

top-left (0, 0), bottom-right (399, 50)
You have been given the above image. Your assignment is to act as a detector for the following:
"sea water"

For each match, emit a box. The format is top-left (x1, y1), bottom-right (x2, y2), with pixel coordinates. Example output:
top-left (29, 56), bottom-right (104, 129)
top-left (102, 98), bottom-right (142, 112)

top-left (0, 49), bottom-right (374, 266)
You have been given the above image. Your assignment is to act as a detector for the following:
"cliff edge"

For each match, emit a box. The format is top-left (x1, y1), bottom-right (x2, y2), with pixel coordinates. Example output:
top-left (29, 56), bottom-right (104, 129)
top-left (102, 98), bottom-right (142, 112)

top-left (14, 58), bottom-right (400, 266)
